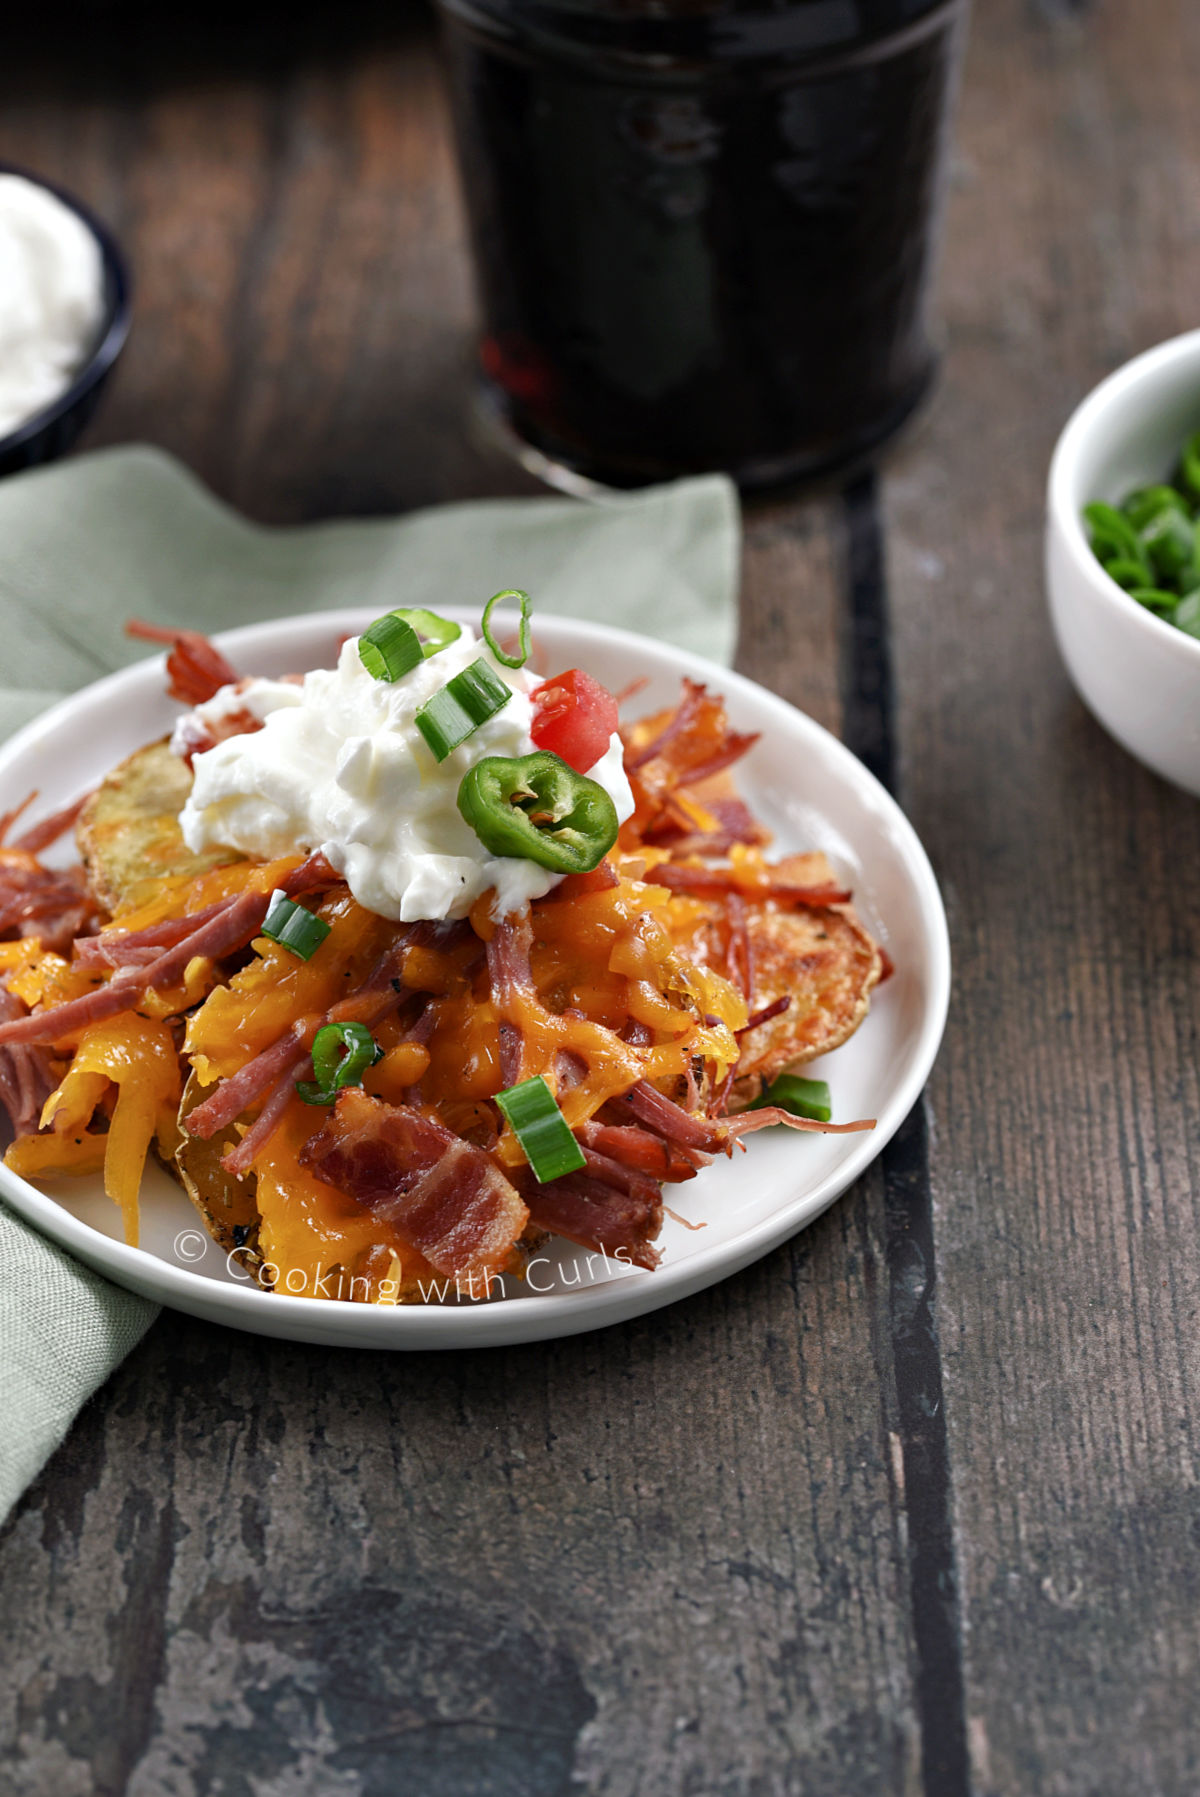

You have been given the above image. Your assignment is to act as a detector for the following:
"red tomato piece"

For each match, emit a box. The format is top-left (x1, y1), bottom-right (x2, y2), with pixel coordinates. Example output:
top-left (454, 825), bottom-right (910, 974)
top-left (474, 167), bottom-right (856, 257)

top-left (530, 669), bottom-right (620, 774)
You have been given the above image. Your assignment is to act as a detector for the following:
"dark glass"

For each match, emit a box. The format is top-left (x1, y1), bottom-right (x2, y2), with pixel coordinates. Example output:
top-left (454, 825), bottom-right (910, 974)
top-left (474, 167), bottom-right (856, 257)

top-left (438, 0), bottom-right (968, 489)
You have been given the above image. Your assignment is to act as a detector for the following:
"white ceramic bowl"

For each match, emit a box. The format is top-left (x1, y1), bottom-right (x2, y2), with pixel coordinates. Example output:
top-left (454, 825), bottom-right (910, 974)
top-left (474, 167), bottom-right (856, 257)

top-left (1046, 329), bottom-right (1200, 796)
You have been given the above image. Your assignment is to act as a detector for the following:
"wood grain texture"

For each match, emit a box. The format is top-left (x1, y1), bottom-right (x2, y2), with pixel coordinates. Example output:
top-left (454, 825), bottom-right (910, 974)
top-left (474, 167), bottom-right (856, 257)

top-left (0, 8), bottom-right (926, 1796)
top-left (886, 2), bottom-right (1200, 1792)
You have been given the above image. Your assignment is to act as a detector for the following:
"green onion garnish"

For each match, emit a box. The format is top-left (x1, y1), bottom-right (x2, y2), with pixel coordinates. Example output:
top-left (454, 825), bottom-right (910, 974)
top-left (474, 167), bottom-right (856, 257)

top-left (296, 1021), bottom-right (381, 1106)
top-left (357, 607), bottom-right (461, 680)
top-left (1084, 434), bottom-right (1200, 639)
top-left (481, 589), bottom-right (532, 669)
top-left (390, 608), bottom-right (462, 658)
top-left (416, 660), bottom-right (511, 761)
top-left (495, 1074), bottom-right (586, 1182)
top-left (358, 613), bottom-right (423, 682)
top-left (749, 1074), bottom-right (833, 1123)
top-left (261, 894), bottom-right (331, 961)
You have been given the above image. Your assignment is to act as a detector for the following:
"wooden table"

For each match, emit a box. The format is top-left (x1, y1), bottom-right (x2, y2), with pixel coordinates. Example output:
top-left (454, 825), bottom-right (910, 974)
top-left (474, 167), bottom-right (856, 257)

top-left (3, 3), bottom-right (1199, 1792)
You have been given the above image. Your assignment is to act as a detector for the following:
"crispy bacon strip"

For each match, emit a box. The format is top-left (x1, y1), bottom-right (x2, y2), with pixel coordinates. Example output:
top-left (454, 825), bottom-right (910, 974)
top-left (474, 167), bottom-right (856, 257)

top-left (301, 1090), bottom-right (528, 1281)
top-left (126, 620), bottom-right (241, 705)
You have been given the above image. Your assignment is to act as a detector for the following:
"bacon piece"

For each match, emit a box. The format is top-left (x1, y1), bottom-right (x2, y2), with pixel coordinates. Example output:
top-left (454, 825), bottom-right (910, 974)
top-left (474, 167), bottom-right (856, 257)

top-left (517, 1167), bottom-right (662, 1271)
top-left (126, 620), bottom-right (242, 705)
top-left (0, 987), bottom-right (57, 1139)
top-left (301, 1089), bottom-right (528, 1282)
top-left (648, 864), bottom-right (852, 906)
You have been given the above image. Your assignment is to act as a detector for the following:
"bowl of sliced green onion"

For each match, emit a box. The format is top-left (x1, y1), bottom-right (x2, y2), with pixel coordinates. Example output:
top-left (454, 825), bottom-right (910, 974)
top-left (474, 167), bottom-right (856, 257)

top-left (1047, 329), bottom-right (1200, 796)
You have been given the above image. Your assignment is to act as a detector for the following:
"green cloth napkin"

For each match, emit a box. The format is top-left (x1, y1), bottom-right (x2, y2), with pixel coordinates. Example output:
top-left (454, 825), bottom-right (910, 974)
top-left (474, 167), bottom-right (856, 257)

top-left (0, 444), bottom-right (740, 1518)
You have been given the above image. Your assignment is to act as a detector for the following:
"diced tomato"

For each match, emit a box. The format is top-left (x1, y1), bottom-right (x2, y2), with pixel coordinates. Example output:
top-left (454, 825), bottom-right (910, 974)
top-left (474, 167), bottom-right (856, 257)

top-left (530, 669), bottom-right (620, 774)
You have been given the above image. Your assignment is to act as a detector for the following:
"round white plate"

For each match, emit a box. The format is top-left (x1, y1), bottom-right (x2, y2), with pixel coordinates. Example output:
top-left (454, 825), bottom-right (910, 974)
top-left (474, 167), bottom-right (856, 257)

top-left (0, 610), bottom-right (949, 1348)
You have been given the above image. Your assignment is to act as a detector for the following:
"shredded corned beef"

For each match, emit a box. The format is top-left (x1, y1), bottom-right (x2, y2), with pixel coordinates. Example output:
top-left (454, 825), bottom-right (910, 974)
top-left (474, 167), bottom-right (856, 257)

top-left (0, 851), bottom-right (336, 1049)
top-left (617, 1080), bottom-right (731, 1155)
top-left (516, 1165), bottom-right (663, 1271)
top-left (222, 1072), bottom-right (302, 1178)
top-left (0, 858), bottom-right (101, 956)
top-left (647, 864), bottom-right (852, 906)
top-left (486, 906), bottom-right (536, 1088)
top-left (0, 988), bottom-right (57, 1139)
top-left (126, 620), bottom-right (241, 706)
top-left (575, 1119), bottom-right (706, 1180)
top-left (0, 794), bottom-right (91, 856)
top-left (738, 995), bottom-right (791, 1036)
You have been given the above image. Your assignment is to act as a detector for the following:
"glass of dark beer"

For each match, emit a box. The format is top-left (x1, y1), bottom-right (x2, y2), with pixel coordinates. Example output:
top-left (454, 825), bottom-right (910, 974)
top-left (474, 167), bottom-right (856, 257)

top-left (437, 0), bottom-right (969, 490)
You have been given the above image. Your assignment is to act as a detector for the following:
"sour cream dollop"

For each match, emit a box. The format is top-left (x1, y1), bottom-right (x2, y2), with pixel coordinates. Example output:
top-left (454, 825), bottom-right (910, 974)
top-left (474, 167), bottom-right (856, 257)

top-left (179, 627), bottom-right (635, 922)
top-left (0, 174), bottom-right (105, 439)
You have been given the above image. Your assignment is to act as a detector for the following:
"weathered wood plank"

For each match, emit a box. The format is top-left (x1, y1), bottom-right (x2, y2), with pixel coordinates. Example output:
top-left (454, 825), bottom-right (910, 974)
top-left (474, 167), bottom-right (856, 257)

top-left (0, 15), bottom-right (924, 1797)
top-left (887, 2), bottom-right (1200, 1791)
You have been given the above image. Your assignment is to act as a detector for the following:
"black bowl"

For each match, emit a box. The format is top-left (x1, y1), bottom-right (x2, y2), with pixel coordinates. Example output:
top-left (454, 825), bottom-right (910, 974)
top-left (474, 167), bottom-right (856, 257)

top-left (0, 164), bottom-right (132, 479)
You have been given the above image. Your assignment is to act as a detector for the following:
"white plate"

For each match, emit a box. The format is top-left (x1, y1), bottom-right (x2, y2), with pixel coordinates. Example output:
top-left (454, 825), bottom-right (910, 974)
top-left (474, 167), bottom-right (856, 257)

top-left (0, 610), bottom-right (950, 1348)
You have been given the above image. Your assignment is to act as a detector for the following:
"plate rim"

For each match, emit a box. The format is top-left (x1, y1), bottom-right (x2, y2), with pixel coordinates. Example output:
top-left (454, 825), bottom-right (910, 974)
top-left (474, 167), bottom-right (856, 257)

top-left (0, 607), bottom-right (951, 1348)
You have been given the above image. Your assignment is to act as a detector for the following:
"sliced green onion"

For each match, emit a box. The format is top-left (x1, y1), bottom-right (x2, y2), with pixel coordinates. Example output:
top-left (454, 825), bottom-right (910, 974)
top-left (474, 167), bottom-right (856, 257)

top-left (296, 1021), bottom-right (381, 1106)
top-left (416, 660), bottom-right (511, 761)
top-left (1084, 502), bottom-right (1149, 574)
top-left (1122, 485), bottom-right (1185, 531)
top-left (749, 1074), bottom-right (833, 1123)
top-left (1140, 505), bottom-right (1196, 581)
top-left (1175, 590), bottom-right (1200, 639)
top-left (481, 589), bottom-right (532, 669)
top-left (1100, 556), bottom-right (1154, 592)
top-left (261, 894), bottom-right (331, 961)
top-left (1182, 431), bottom-right (1200, 501)
top-left (358, 613), bottom-right (423, 682)
top-left (390, 608), bottom-right (462, 659)
top-left (495, 1074), bottom-right (586, 1182)
top-left (1130, 587), bottom-right (1181, 619)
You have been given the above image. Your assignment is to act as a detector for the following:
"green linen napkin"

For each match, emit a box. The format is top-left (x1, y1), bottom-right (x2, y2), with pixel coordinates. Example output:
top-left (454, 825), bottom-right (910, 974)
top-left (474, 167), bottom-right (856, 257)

top-left (0, 444), bottom-right (740, 1518)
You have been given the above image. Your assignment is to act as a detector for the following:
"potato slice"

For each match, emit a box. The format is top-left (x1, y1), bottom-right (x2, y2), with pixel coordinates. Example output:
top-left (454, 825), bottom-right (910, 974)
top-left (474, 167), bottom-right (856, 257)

top-left (670, 852), bottom-right (883, 1103)
top-left (75, 737), bottom-right (241, 913)
top-left (174, 1069), bottom-right (261, 1261)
